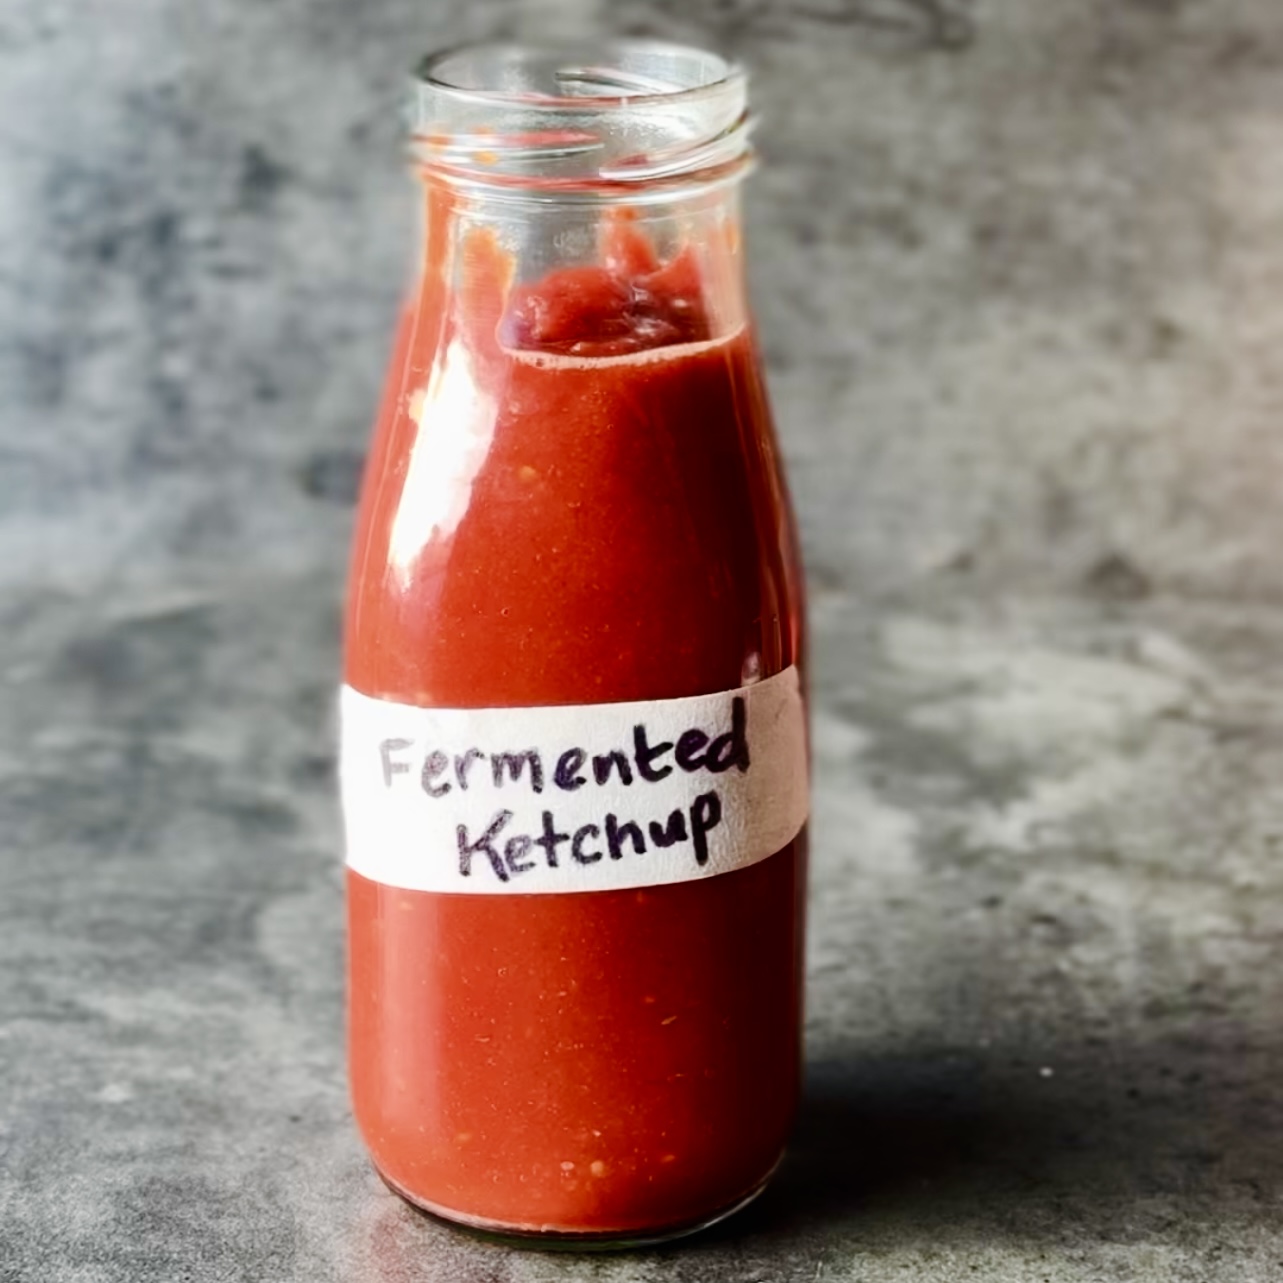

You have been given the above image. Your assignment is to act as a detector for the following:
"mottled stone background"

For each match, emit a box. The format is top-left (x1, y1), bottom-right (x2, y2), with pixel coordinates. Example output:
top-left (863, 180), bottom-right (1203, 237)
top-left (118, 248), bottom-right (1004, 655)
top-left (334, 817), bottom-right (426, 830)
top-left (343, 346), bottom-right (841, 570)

top-left (2, 2), bottom-right (1282, 1281)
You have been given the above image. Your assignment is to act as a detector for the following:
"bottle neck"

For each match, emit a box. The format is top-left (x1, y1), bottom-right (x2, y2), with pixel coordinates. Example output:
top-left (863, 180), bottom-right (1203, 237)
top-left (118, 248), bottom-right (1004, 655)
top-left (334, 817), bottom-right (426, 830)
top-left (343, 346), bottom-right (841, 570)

top-left (415, 174), bottom-right (751, 354)
top-left (403, 41), bottom-right (755, 358)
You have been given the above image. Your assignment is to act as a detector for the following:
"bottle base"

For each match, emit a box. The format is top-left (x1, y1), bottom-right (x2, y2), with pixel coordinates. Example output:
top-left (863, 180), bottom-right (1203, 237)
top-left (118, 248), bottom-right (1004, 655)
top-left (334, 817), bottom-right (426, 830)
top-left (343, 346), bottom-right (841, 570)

top-left (374, 1157), bottom-right (780, 1252)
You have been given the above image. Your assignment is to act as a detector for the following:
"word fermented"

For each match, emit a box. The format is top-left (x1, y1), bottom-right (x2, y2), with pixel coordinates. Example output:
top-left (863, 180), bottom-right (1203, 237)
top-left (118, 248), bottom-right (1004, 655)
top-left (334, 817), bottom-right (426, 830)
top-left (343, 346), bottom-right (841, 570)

top-left (377, 697), bottom-right (749, 799)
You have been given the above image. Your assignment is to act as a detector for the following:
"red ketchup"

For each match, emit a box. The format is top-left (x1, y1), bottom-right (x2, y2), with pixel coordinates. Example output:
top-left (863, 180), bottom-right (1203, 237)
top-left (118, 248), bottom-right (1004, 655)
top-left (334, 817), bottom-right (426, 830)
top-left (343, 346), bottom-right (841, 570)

top-left (342, 43), bottom-right (807, 1245)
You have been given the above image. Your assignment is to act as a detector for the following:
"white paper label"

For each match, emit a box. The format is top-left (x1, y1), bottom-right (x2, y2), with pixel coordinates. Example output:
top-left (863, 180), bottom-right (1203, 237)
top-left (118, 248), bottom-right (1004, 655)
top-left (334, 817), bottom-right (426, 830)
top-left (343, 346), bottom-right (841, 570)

top-left (340, 666), bottom-right (808, 895)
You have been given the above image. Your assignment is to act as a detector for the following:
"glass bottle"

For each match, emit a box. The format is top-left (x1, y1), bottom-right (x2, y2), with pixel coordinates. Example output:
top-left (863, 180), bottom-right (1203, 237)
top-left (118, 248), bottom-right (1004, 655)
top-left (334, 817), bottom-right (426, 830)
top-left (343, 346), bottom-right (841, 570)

top-left (340, 39), bottom-right (808, 1247)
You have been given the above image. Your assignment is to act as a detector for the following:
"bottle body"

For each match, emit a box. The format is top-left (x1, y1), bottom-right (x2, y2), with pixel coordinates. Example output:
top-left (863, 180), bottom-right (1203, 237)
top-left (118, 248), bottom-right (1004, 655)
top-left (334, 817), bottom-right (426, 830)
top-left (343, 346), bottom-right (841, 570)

top-left (342, 42), bottom-right (807, 1242)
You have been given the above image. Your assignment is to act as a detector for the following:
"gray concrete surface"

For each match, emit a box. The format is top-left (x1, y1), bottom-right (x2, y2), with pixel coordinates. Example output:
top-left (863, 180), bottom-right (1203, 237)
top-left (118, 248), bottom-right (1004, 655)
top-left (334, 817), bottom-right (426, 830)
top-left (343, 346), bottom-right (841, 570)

top-left (2, 1), bottom-right (1282, 1280)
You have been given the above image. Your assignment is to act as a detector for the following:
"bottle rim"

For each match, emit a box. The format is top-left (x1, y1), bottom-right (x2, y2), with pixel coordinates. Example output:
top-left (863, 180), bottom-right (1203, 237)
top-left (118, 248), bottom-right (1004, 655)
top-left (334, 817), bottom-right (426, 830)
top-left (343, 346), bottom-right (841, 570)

top-left (415, 39), bottom-right (744, 109)
top-left (408, 39), bottom-right (754, 197)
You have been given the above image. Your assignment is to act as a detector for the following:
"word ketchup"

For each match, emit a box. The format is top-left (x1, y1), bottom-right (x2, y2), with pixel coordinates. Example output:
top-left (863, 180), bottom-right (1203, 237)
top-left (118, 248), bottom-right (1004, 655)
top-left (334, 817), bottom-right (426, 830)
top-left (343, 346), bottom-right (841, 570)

top-left (341, 41), bottom-right (808, 1245)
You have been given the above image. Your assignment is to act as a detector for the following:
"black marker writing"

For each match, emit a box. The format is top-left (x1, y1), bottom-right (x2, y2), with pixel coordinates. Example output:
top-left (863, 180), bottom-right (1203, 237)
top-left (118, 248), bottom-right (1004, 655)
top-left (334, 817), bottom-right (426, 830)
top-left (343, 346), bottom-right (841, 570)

top-left (420, 750), bottom-right (451, 798)
top-left (378, 693), bottom-right (752, 800)
top-left (454, 748), bottom-right (485, 791)
top-left (457, 810), bottom-right (513, 881)
top-left (555, 748), bottom-right (587, 791)
top-left (455, 792), bottom-right (726, 882)
top-left (633, 724), bottom-right (674, 782)
top-left (492, 749), bottom-right (544, 794)
top-left (605, 813), bottom-right (645, 861)
top-left (706, 698), bottom-right (749, 774)
top-left (648, 809), bottom-right (688, 848)
top-left (690, 792), bottom-right (722, 865)
top-left (572, 823), bottom-right (601, 864)
top-left (592, 750), bottom-right (633, 787)
top-left (380, 738), bottom-right (413, 787)
top-left (535, 810), bottom-right (569, 868)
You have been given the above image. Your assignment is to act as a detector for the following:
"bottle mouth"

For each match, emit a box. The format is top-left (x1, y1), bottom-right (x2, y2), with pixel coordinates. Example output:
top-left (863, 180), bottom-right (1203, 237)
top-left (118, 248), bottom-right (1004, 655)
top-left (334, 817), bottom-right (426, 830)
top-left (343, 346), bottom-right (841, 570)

top-left (409, 40), bottom-right (754, 194)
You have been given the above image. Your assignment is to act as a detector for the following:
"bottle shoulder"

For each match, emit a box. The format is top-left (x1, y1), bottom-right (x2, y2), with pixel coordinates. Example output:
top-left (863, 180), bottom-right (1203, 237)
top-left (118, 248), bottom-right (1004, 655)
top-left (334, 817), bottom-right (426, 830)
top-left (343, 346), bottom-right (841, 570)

top-left (345, 227), bottom-right (801, 707)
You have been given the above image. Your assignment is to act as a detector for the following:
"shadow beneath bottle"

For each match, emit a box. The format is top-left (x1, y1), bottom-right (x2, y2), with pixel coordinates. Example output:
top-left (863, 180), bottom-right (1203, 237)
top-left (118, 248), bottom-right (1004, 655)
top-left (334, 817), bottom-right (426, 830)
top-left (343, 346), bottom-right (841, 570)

top-left (692, 1035), bottom-right (1282, 1250)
